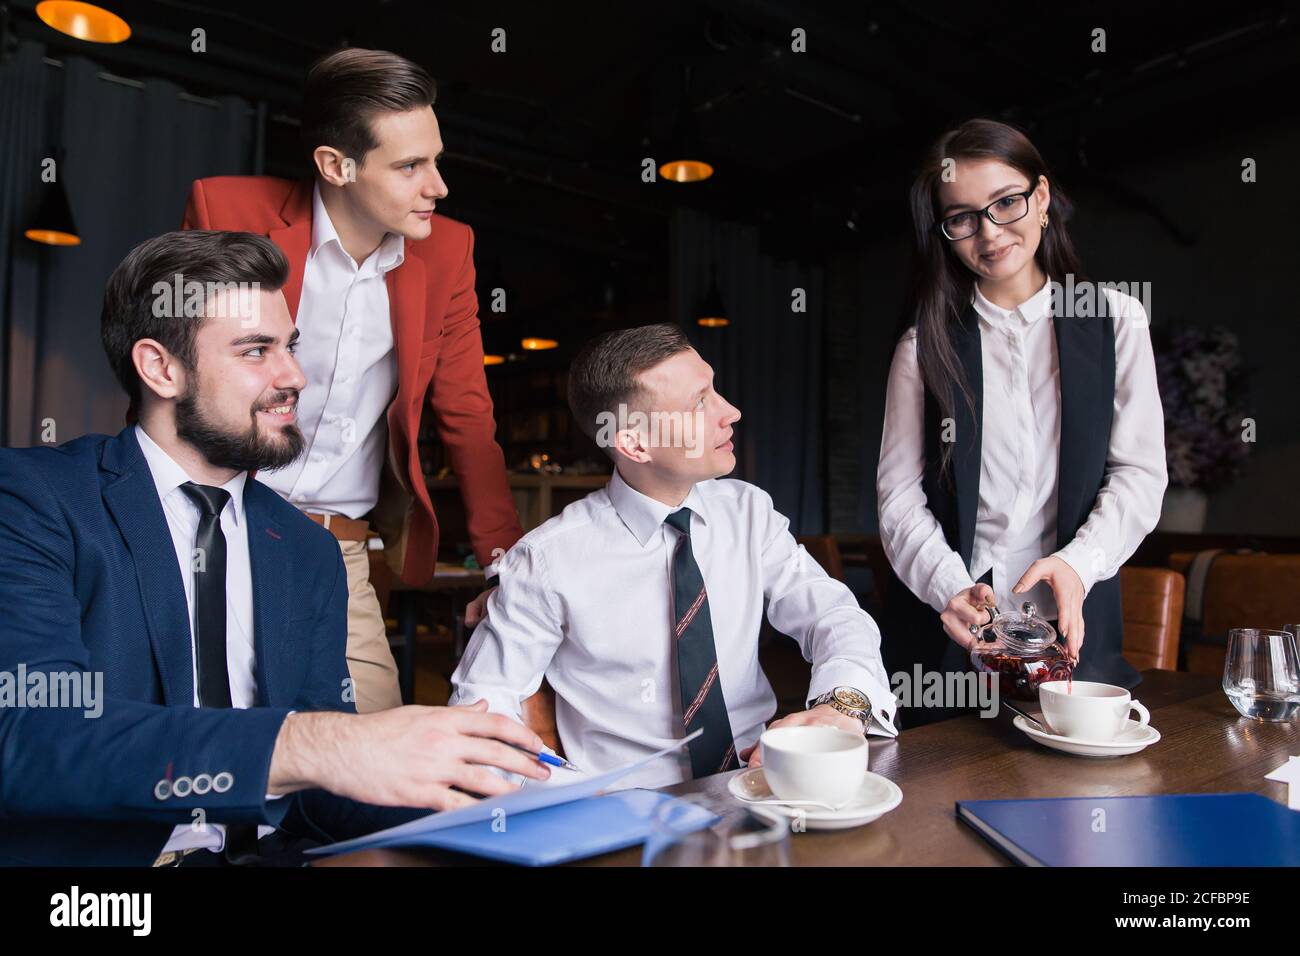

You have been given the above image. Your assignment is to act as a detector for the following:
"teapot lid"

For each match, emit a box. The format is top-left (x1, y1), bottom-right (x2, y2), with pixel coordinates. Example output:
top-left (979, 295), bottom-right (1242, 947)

top-left (987, 601), bottom-right (1058, 649)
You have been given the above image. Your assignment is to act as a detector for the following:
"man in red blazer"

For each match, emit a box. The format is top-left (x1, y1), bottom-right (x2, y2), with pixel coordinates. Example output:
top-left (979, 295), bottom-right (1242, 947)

top-left (183, 48), bottom-right (521, 712)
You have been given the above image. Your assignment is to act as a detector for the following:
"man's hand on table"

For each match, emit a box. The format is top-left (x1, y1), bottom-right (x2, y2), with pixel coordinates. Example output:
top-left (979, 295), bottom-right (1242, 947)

top-left (739, 704), bottom-right (865, 768)
top-left (266, 699), bottom-right (550, 810)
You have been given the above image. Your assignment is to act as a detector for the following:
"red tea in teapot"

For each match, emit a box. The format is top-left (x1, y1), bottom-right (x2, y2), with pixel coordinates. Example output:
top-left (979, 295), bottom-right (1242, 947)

top-left (968, 601), bottom-right (1074, 701)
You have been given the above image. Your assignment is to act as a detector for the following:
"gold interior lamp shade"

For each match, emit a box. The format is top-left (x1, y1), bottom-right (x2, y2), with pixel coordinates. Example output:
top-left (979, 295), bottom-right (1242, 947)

top-left (659, 158), bottom-right (714, 183)
top-left (482, 354), bottom-right (505, 366)
top-left (661, 66), bottom-right (712, 183)
top-left (36, 1), bottom-right (132, 43)
top-left (695, 267), bottom-right (727, 328)
top-left (24, 228), bottom-right (81, 246)
top-left (520, 337), bottom-right (558, 351)
top-left (25, 175), bottom-right (81, 246)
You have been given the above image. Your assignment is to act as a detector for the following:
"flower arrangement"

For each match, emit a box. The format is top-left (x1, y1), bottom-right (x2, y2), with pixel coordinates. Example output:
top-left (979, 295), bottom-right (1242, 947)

top-left (1153, 325), bottom-right (1251, 493)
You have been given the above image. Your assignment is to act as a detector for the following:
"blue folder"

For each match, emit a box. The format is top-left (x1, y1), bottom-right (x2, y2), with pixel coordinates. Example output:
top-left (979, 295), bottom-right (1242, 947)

top-left (956, 793), bottom-right (1300, 866)
top-left (310, 732), bottom-right (707, 862)
top-left (406, 789), bottom-right (712, 866)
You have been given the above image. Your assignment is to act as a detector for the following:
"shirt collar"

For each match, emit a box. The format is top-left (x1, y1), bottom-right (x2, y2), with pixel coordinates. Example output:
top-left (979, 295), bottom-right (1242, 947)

top-left (134, 425), bottom-right (246, 527)
top-left (310, 181), bottom-right (405, 275)
top-left (606, 467), bottom-right (710, 548)
top-left (971, 275), bottom-right (1052, 329)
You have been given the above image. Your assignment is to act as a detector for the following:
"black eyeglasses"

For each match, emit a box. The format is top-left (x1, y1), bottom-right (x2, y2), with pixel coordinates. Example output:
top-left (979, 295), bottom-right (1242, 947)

top-left (936, 188), bottom-right (1036, 241)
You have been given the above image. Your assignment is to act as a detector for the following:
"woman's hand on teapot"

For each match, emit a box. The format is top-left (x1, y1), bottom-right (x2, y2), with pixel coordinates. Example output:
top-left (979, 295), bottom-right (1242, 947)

top-left (940, 583), bottom-right (997, 650)
top-left (1014, 556), bottom-right (1084, 662)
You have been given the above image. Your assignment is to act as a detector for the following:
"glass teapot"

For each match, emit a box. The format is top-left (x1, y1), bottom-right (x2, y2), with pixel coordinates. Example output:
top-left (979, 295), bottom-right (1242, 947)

top-left (969, 601), bottom-right (1073, 701)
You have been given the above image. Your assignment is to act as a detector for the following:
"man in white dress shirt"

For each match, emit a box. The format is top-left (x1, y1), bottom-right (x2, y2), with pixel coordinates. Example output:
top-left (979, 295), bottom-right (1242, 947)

top-left (451, 324), bottom-right (898, 790)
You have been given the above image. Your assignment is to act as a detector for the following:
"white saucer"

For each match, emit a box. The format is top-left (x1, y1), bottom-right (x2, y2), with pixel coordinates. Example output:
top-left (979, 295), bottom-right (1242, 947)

top-left (1013, 715), bottom-right (1161, 757)
top-left (727, 768), bottom-right (902, 830)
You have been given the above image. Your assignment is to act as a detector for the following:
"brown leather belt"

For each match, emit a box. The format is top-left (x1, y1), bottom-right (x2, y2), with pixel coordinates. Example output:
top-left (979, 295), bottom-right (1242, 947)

top-left (303, 512), bottom-right (371, 542)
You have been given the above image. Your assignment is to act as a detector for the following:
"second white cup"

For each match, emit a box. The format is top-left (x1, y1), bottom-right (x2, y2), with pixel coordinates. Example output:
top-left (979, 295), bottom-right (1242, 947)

top-left (1039, 680), bottom-right (1150, 741)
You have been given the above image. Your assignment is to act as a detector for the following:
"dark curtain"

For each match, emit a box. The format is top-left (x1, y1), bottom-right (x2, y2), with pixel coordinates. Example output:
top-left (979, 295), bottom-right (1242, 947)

top-left (671, 207), bottom-right (825, 534)
top-left (1, 39), bottom-right (256, 446)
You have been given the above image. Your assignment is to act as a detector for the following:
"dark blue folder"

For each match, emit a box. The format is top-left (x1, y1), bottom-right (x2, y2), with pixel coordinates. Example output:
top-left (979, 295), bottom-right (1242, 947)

top-left (956, 793), bottom-right (1300, 866)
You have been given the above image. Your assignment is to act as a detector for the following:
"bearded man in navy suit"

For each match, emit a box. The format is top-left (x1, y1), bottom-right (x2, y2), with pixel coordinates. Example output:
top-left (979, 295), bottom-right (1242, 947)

top-left (0, 230), bottom-right (549, 866)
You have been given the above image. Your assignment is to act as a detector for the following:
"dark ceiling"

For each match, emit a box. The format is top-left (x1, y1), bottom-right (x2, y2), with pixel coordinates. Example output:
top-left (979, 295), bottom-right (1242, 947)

top-left (9, 0), bottom-right (1300, 356)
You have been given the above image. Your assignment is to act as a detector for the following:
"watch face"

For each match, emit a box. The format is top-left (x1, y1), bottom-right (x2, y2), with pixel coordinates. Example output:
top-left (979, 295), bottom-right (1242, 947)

top-left (834, 687), bottom-right (869, 711)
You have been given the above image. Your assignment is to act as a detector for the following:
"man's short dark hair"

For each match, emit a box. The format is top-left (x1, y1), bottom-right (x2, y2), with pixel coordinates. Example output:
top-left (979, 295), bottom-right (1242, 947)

top-left (100, 230), bottom-right (288, 406)
top-left (301, 47), bottom-right (437, 168)
top-left (567, 323), bottom-right (694, 449)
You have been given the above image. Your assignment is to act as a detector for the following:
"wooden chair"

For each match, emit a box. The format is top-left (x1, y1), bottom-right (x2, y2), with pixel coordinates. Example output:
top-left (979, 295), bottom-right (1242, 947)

top-left (522, 682), bottom-right (563, 757)
top-left (369, 547), bottom-right (484, 705)
top-left (795, 535), bottom-right (844, 582)
top-left (834, 535), bottom-right (897, 613)
top-left (1119, 567), bottom-right (1185, 671)
top-left (1169, 551), bottom-right (1300, 676)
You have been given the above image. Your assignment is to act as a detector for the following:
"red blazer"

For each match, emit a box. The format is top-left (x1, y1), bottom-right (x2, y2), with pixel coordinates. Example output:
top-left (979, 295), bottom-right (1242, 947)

top-left (183, 176), bottom-right (522, 586)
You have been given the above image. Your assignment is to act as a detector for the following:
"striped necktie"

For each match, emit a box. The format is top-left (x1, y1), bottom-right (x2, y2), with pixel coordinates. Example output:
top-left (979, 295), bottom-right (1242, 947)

top-left (665, 507), bottom-right (738, 778)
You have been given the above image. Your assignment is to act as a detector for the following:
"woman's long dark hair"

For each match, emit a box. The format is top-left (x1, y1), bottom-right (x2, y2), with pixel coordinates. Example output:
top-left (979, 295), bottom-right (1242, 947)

top-left (903, 119), bottom-right (1087, 477)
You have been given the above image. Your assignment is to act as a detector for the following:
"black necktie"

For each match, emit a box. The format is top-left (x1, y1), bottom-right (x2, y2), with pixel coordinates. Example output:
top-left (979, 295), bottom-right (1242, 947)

top-left (178, 482), bottom-right (258, 864)
top-left (180, 482), bottom-right (233, 708)
top-left (665, 508), bottom-right (738, 778)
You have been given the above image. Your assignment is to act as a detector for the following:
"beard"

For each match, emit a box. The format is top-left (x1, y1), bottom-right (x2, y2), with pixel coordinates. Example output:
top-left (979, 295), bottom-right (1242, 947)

top-left (175, 376), bottom-right (305, 473)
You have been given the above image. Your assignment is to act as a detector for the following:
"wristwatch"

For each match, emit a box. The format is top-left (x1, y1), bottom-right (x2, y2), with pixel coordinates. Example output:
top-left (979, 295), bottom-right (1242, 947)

top-left (808, 685), bottom-right (872, 731)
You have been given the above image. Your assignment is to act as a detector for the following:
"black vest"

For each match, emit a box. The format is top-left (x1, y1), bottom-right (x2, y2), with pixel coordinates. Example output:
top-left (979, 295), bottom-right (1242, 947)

top-left (914, 303), bottom-right (1140, 690)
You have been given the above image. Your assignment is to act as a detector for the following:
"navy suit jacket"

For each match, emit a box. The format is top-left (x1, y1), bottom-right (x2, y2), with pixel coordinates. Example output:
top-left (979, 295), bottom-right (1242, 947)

top-left (0, 427), bottom-right (422, 865)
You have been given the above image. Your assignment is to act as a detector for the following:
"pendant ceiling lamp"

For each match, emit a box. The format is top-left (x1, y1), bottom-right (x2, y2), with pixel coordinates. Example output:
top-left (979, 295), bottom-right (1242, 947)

top-left (25, 150), bottom-right (80, 246)
top-left (659, 65), bottom-right (712, 183)
top-left (35, 1), bottom-right (131, 44)
top-left (696, 265), bottom-right (727, 328)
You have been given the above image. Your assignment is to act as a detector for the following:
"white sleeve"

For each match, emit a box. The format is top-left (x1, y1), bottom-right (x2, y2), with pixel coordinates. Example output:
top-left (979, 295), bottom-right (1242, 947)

top-left (757, 488), bottom-right (898, 737)
top-left (876, 329), bottom-right (975, 613)
top-left (449, 541), bottom-right (565, 723)
top-left (1054, 292), bottom-right (1169, 592)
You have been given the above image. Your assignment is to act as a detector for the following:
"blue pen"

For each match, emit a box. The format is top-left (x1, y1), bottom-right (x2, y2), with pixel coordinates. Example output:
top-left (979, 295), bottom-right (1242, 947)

top-left (513, 744), bottom-right (582, 773)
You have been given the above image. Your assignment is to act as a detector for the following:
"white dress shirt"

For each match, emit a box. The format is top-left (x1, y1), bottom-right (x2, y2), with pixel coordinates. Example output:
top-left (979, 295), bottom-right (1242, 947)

top-left (135, 426), bottom-right (278, 855)
top-left (451, 469), bottom-right (898, 791)
top-left (876, 280), bottom-right (1168, 618)
top-left (257, 182), bottom-right (403, 518)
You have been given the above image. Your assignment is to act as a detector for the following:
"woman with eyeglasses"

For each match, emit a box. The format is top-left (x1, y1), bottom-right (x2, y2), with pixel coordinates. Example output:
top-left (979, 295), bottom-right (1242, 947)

top-left (876, 119), bottom-right (1168, 721)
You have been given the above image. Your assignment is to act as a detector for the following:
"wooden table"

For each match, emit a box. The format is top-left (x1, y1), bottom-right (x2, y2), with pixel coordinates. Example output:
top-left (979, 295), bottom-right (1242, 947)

top-left (317, 670), bottom-right (1298, 866)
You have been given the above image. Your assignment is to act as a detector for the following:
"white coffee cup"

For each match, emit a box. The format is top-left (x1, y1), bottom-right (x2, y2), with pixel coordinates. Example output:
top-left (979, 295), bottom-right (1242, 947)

top-left (758, 726), bottom-right (867, 805)
top-left (1038, 680), bottom-right (1150, 741)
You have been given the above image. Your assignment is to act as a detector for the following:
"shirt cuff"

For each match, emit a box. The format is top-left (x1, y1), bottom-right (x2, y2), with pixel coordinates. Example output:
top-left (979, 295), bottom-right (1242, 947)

top-left (1052, 540), bottom-right (1104, 596)
top-left (807, 665), bottom-right (899, 738)
top-left (927, 556), bottom-right (977, 615)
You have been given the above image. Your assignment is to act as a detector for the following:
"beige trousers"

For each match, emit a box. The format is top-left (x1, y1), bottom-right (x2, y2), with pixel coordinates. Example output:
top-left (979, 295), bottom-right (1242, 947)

top-left (337, 538), bottom-right (403, 713)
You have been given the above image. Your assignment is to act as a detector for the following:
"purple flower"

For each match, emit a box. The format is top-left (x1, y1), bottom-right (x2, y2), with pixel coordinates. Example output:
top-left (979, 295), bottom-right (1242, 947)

top-left (1153, 325), bottom-right (1251, 493)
